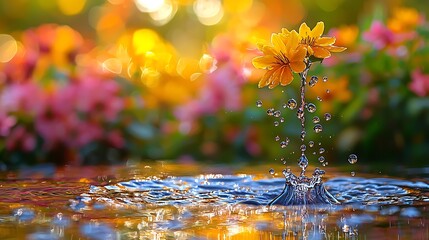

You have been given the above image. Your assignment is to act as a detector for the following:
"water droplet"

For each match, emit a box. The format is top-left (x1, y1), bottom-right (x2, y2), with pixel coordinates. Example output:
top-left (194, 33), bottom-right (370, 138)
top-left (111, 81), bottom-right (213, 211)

top-left (266, 108), bottom-right (274, 116)
top-left (319, 148), bottom-right (325, 154)
top-left (314, 124), bottom-right (323, 133)
top-left (283, 168), bottom-right (292, 177)
top-left (300, 144), bottom-right (306, 152)
top-left (275, 135), bottom-right (280, 141)
top-left (287, 99), bottom-right (297, 110)
top-left (322, 162), bottom-right (328, 166)
top-left (273, 110), bottom-right (281, 117)
top-left (269, 168), bottom-right (275, 175)
top-left (309, 76), bottom-right (318, 87)
top-left (318, 142), bottom-right (321, 146)
top-left (280, 117), bottom-right (285, 123)
top-left (313, 167), bottom-right (325, 176)
top-left (348, 154), bottom-right (358, 164)
top-left (280, 141), bottom-right (288, 148)
top-left (256, 100), bottom-right (262, 107)
top-left (326, 89), bottom-right (330, 94)
top-left (297, 109), bottom-right (304, 119)
top-left (324, 113), bottom-right (331, 121)
top-left (317, 96), bottom-right (322, 102)
top-left (298, 155), bottom-right (308, 170)
top-left (300, 131), bottom-right (306, 141)
top-left (309, 141), bottom-right (314, 147)
top-left (351, 171), bottom-right (356, 177)
top-left (274, 121), bottom-right (279, 127)
top-left (323, 76), bottom-right (328, 82)
top-left (282, 103), bottom-right (287, 108)
top-left (312, 116), bottom-right (320, 123)
top-left (318, 156), bottom-right (325, 163)
top-left (342, 224), bottom-right (350, 233)
top-left (306, 103), bottom-right (316, 113)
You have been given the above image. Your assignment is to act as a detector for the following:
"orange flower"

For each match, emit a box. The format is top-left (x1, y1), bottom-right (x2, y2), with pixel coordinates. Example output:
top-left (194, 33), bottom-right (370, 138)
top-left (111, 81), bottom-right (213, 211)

top-left (252, 31), bottom-right (306, 89)
top-left (329, 25), bottom-right (359, 48)
top-left (388, 8), bottom-right (422, 33)
top-left (296, 22), bottom-right (346, 59)
top-left (308, 76), bottom-right (352, 112)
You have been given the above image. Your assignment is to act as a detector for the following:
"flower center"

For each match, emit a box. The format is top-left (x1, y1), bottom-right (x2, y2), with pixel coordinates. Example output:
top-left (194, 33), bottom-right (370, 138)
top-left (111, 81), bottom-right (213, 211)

top-left (301, 36), bottom-right (316, 46)
top-left (275, 52), bottom-right (290, 65)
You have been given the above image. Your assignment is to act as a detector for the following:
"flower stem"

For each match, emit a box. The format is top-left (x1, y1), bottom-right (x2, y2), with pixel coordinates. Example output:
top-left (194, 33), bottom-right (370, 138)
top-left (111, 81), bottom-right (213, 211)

top-left (298, 61), bottom-right (312, 143)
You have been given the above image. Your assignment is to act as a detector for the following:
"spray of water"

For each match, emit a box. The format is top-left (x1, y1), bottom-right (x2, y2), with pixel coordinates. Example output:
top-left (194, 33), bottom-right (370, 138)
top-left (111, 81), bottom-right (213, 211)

top-left (262, 62), bottom-right (340, 206)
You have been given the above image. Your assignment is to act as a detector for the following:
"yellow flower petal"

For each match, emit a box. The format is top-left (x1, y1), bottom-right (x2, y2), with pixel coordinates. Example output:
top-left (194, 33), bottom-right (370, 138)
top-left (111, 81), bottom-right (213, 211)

top-left (312, 22), bottom-right (324, 37)
top-left (268, 67), bottom-right (283, 88)
top-left (326, 45), bottom-right (347, 52)
top-left (281, 28), bottom-right (291, 36)
top-left (316, 37), bottom-right (336, 46)
top-left (306, 46), bottom-right (314, 56)
top-left (252, 55), bottom-right (276, 69)
top-left (280, 66), bottom-right (294, 86)
top-left (312, 46), bottom-right (331, 58)
top-left (285, 31), bottom-right (299, 54)
top-left (299, 22), bottom-right (311, 37)
top-left (271, 33), bottom-right (286, 54)
top-left (291, 46), bottom-right (307, 63)
top-left (289, 61), bottom-right (305, 73)
top-left (261, 45), bottom-right (276, 55)
top-left (258, 68), bottom-right (275, 88)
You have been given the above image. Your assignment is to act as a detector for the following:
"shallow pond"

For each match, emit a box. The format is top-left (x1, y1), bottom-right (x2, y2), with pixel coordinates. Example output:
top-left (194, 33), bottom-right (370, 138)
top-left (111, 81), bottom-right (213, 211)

top-left (0, 162), bottom-right (429, 239)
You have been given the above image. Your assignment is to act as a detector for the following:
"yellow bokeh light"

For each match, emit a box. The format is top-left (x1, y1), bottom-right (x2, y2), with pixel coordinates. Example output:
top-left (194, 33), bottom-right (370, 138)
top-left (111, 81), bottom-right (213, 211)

top-left (199, 54), bottom-right (217, 73)
top-left (194, 0), bottom-right (224, 26)
top-left (135, 0), bottom-right (165, 13)
top-left (0, 34), bottom-right (18, 63)
top-left (132, 29), bottom-right (160, 55)
top-left (194, 0), bottom-right (222, 18)
top-left (57, 0), bottom-right (86, 15)
top-left (149, 0), bottom-right (177, 26)
top-left (102, 58), bottom-right (123, 74)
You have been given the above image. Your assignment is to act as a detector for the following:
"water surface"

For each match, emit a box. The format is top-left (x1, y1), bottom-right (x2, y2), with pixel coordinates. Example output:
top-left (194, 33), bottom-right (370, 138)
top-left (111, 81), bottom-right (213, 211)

top-left (0, 162), bottom-right (428, 239)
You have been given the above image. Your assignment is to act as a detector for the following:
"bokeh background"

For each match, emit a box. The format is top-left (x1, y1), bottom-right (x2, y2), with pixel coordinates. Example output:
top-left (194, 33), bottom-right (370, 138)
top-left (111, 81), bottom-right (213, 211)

top-left (1, 0), bottom-right (428, 169)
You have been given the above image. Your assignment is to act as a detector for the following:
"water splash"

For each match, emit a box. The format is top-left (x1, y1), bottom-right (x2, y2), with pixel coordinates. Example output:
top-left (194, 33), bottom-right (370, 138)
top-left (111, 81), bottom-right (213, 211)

top-left (269, 168), bottom-right (340, 205)
top-left (268, 62), bottom-right (339, 206)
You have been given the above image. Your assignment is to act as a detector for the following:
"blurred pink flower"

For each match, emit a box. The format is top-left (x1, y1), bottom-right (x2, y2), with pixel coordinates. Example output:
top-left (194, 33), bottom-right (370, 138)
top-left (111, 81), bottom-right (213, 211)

top-left (175, 64), bottom-right (245, 129)
top-left (73, 121), bottom-right (104, 147)
top-left (6, 126), bottom-right (36, 152)
top-left (1, 83), bottom-right (44, 114)
top-left (409, 69), bottom-right (429, 97)
top-left (363, 21), bottom-right (415, 51)
top-left (74, 77), bottom-right (124, 121)
top-left (0, 112), bottom-right (16, 136)
top-left (363, 21), bottom-right (397, 49)
top-left (201, 65), bottom-right (244, 113)
top-left (34, 92), bottom-right (77, 149)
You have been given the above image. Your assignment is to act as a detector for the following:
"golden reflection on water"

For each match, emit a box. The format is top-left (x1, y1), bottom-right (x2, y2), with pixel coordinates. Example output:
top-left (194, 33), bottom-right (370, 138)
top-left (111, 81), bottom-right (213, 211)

top-left (0, 162), bottom-right (428, 239)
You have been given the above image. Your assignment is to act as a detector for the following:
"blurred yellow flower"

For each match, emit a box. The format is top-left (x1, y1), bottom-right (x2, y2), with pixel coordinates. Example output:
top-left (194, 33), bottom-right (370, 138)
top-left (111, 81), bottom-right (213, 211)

top-left (330, 25), bottom-right (359, 48)
top-left (388, 8), bottom-right (422, 33)
top-left (308, 76), bottom-right (352, 112)
top-left (252, 31), bottom-right (307, 89)
top-left (295, 22), bottom-right (346, 59)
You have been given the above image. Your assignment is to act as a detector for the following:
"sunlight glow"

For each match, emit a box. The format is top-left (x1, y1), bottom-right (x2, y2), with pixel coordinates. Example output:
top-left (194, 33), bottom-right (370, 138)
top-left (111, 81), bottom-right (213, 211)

top-left (193, 0), bottom-right (224, 26)
top-left (149, 0), bottom-right (177, 26)
top-left (135, 0), bottom-right (165, 13)
top-left (0, 34), bottom-right (18, 63)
